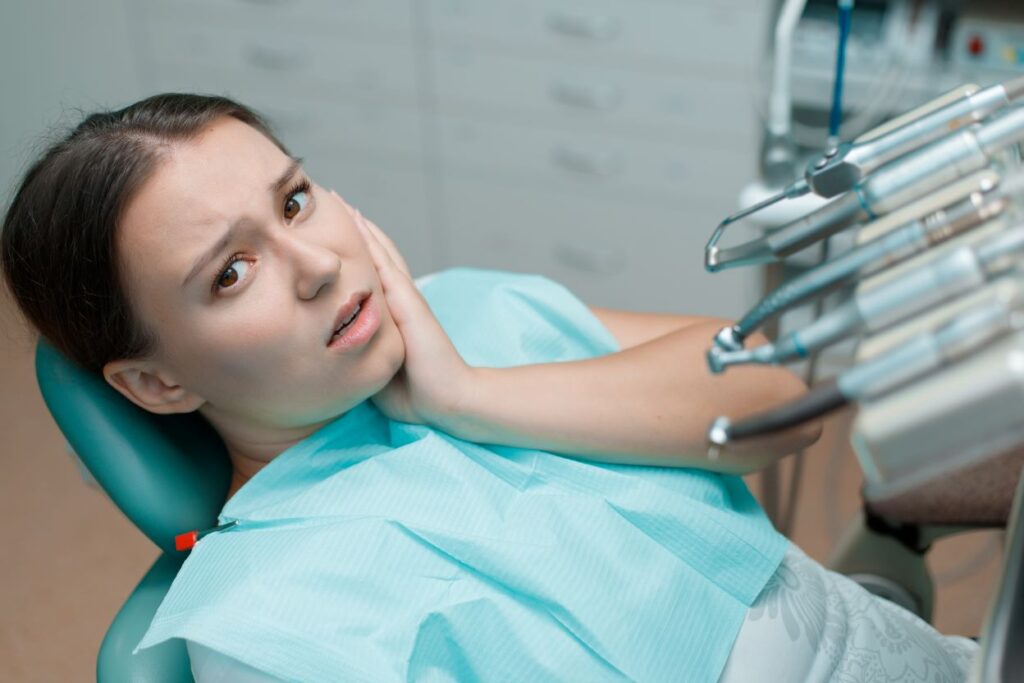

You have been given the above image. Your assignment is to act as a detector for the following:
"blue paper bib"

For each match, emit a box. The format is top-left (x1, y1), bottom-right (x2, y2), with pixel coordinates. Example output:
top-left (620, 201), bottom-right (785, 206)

top-left (137, 268), bottom-right (787, 682)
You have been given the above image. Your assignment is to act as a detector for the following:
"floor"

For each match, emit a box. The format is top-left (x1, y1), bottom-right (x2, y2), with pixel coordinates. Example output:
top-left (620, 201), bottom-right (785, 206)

top-left (0, 283), bottom-right (1006, 680)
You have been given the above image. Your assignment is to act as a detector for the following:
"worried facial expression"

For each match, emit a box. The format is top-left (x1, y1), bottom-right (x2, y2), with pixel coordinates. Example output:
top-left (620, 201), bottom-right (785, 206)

top-left (114, 116), bottom-right (405, 429)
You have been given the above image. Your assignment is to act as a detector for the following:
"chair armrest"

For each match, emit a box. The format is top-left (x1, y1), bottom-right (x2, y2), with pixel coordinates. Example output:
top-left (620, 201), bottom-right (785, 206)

top-left (98, 552), bottom-right (192, 683)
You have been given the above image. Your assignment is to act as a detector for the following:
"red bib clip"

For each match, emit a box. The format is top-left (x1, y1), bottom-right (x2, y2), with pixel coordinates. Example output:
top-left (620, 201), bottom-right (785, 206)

top-left (174, 520), bottom-right (238, 551)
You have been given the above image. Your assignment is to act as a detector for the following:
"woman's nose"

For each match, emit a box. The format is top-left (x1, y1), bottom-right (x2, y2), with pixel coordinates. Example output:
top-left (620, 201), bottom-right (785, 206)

top-left (288, 237), bottom-right (341, 300)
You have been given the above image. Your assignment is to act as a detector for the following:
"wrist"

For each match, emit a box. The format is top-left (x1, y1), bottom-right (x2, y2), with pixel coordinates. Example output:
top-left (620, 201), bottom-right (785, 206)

top-left (431, 366), bottom-right (490, 441)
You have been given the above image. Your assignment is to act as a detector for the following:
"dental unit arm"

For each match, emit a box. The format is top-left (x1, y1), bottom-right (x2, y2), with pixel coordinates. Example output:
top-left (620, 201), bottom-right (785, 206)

top-left (706, 103), bottom-right (1024, 275)
top-left (701, 11), bottom-right (1024, 666)
top-left (806, 77), bottom-right (1024, 199)
top-left (707, 272), bottom-right (1024, 446)
top-left (708, 168), bottom-right (1022, 365)
top-left (719, 227), bottom-right (1024, 372)
top-left (709, 77), bottom-right (1024, 245)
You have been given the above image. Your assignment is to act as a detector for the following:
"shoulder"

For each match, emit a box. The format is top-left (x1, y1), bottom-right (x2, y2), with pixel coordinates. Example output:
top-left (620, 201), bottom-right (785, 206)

top-left (416, 267), bottom-right (552, 294)
top-left (417, 267), bottom-right (619, 363)
top-left (418, 267), bottom-right (580, 319)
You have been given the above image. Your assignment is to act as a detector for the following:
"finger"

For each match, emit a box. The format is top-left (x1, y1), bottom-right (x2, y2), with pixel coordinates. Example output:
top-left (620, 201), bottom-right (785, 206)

top-left (329, 189), bottom-right (410, 277)
top-left (329, 190), bottom-right (361, 223)
top-left (355, 209), bottom-right (412, 278)
top-left (361, 228), bottom-right (426, 329)
top-left (355, 212), bottom-right (395, 273)
top-left (330, 189), bottom-right (415, 290)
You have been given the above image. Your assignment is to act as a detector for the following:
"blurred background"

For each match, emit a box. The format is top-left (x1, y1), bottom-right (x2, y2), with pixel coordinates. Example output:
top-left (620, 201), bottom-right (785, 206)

top-left (1, 0), bottom-right (1020, 678)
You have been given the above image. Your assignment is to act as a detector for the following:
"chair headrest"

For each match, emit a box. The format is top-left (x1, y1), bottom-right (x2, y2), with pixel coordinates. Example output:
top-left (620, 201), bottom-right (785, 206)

top-left (34, 340), bottom-right (231, 553)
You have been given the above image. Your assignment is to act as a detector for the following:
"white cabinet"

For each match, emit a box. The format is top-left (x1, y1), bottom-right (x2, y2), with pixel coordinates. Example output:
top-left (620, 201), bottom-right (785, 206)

top-left (425, 1), bottom-right (768, 318)
top-left (131, 1), bottom-right (769, 316)
top-left (426, 0), bottom-right (766, 75)
top-left (436, 114), bottom-right (751, 204)
top-left (441, 174), bottom-right (760, 315)
top-left (140, 0), bottom-right (416, 42)
top-left (430, 47), bottom-right (759, 145)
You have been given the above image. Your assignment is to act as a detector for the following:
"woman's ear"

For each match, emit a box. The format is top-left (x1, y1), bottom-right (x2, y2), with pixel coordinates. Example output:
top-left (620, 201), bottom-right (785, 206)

top-left (102, 359), bottom-right (205, 415)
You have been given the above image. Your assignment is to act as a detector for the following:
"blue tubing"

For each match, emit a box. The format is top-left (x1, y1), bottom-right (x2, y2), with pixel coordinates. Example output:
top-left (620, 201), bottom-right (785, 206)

top-left (829, 2), bottom-right (853, 140)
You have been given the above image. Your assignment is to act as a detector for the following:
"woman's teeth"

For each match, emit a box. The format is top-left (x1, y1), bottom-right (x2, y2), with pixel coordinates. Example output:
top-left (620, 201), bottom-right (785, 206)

top-left (333, 304), bottom-right (362, 338)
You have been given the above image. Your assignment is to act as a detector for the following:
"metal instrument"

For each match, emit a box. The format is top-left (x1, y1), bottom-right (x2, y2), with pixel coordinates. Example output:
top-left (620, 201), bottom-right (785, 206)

top-left (707, 173), bottom-right (1024, 370)
top-left (705, 77), bottom-right (1024, 273)
top-left (706, 102), bottom-right (1024, 274)
top-left (708, 273), bottom-right (1024, 444)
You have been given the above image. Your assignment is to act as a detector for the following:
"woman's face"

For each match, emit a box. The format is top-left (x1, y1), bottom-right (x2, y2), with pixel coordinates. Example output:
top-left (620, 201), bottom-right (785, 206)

top-left (111, 116), bottom-right (405, 430)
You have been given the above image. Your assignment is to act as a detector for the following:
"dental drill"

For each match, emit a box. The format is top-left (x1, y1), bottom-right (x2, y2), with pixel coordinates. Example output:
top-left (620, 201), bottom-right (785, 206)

top-left (710, 224), bottom-right (1024, 372)
top-left (705, 103), bottom-right (1024, 274)
top-left (707, 168), bottom-right (1024, 365)
top-left (707, 274), bottom-right (1024, 445)
top-left (709, 76), bottom-right (1024, 246)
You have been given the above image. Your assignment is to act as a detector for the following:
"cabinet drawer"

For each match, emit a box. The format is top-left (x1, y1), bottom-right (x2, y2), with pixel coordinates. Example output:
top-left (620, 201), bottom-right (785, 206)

top-left (139, 0), bottom-right (414, 42)
top-left (145, 23), bottom-right (418, 104)
top-left (307, 155), bottom-right (436, 276)
top-left (243, 98), bottom-right (422, 166)
top-left (432, 47), bottom-right (759, 143)
top-left (437, 115), bottom-right (752, 208)
top-left (150, 67), bottom-right (423, 163)
top-left (439, 176), bottom-right (760, 318)
top-left (427, 0), bottom-right (768, 74)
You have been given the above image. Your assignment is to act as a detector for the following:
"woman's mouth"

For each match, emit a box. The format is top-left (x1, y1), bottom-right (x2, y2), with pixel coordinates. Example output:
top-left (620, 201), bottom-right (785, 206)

top-left (327, 293), bottom-right (379, 350)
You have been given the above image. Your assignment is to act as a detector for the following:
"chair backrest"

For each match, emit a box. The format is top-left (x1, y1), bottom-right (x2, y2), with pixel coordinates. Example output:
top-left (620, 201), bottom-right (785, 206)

top-left (34, 340), bottom-right (231, 552)
top-left (34, 339), bottom-right (231, 681)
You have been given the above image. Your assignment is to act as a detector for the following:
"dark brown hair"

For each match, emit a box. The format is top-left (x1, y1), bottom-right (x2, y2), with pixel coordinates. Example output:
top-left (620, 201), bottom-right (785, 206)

top-left (0, 93), bottom-right (288, 375)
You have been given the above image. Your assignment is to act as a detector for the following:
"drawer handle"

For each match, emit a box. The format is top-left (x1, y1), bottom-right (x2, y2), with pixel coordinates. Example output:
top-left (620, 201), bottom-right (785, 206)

top-left (243, 44), bottom-right (306, 71)
top-left (546, 11), bottom-right (621, 41)
top-left (551, 145), bottom-right (623, 177)
top-left (553, 243), bottom-right (625, 275)
top-left (548, 80), bottom-right (623, 111)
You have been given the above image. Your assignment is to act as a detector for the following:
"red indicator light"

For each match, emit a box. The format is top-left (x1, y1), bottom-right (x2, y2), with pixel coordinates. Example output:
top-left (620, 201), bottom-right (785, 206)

top-left (968, 35), bottom-right (985, 56)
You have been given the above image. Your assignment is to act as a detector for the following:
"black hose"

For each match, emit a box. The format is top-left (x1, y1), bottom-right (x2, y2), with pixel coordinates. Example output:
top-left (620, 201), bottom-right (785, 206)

top-left (726, 377), bottom-right (847, 441)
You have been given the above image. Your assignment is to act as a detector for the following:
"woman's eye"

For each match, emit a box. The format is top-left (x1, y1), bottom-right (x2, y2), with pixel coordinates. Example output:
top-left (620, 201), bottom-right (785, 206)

top-left (284, 189), bottom-right (310, 220)
top-left (215, 258), bottom-right (250, 291)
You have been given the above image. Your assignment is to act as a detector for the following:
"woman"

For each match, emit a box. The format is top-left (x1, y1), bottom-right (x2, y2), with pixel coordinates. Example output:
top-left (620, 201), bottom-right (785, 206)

top-left (1, 94), bottom-right (976, 681)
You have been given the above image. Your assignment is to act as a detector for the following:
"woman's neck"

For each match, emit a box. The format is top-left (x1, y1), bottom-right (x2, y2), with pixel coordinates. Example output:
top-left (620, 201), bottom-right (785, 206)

top-left (226, 467), bottom-right (250, 501)
top-left (202, 408), bottom-right (336, 502)
top-left (222, 439), bottom-right (299, 501)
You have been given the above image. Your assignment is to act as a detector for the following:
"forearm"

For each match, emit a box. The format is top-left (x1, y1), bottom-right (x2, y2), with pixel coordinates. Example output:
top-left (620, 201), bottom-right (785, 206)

top-left (442, 320), bottom-right (823, 474)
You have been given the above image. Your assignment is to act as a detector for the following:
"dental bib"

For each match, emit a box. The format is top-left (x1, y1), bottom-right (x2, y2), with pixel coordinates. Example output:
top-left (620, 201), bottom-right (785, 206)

top-left (136, 267), bottom-right (787, 682)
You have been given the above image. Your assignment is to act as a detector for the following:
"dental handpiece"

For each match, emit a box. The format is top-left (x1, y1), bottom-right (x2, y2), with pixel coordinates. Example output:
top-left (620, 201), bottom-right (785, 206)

top-left (707, 78), bottom-right (1024, 261)
top-left (803, 76), bottom-right (1024, 198)
top-left (708, 169), bottom-right (1023, 359)
top-left (707, 277), bottom-right (1024, 445)
top-left (711, 224), bottom-right (1024, 372)
top-left (705, 104), bottom-right (1024, 272)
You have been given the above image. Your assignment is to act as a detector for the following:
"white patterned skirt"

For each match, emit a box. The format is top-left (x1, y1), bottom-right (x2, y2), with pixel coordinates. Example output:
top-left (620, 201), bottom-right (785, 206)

top-left (719, 544), bottom-right (979, 682)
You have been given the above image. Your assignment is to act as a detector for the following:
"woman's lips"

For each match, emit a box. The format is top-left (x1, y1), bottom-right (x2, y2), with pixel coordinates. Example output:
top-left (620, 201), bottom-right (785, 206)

top-left (328, 290), bottom-right (370, 344)
top-left (327, 292), bottom-right (380, 351)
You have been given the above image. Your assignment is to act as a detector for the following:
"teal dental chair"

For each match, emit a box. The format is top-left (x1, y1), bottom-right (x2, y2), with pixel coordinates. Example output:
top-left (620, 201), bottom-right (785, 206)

top-left (35, 339), bottom-right (231, 682)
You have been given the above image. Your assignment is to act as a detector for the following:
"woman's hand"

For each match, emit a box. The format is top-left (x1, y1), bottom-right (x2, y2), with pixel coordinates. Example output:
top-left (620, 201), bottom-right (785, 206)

top-left (331, 191), bottom-right (477, 428)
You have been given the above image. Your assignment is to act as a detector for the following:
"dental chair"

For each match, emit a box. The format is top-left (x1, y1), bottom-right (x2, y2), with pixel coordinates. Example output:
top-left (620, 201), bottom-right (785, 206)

top-left (35, 339), bottom-right (231, 682)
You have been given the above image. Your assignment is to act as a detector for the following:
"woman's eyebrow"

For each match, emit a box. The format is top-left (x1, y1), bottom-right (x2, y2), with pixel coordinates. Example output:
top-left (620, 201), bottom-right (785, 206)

top-left (181, 157), bottom-right (305, 289)
top-left (270, 157), bottom-right (303, 194)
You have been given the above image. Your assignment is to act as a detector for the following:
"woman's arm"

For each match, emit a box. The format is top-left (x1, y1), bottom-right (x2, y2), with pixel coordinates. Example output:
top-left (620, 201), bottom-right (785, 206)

top-left (587, 306), bottom-right (713, 349)
top-left (347, 203), bottom-right (821, 475)
top-left (440, 318), bottom-right (822, 475)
